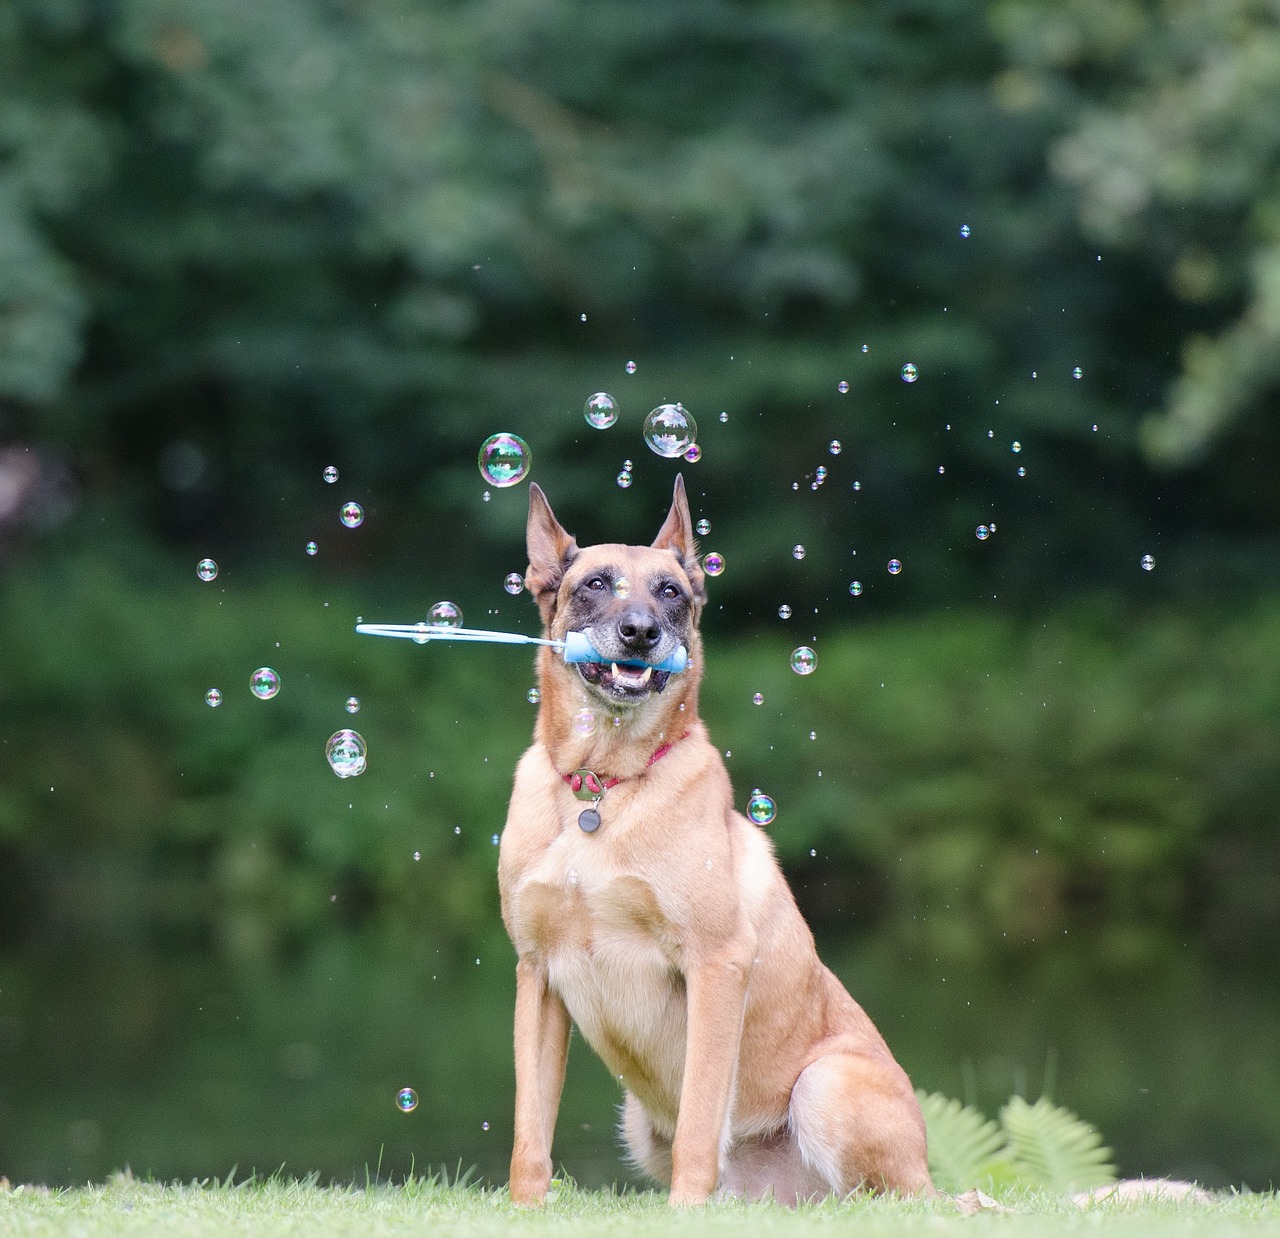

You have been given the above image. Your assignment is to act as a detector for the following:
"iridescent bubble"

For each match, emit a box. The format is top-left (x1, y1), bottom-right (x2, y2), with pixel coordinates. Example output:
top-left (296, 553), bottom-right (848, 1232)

top-left (428, 601), bottom-right (463, 628)
top-left (504, 572), bottom-right (523, 595)
top-left (1141, 554), bottom-right (1155, 571)
top-left (719, 411), bottom-right (728, 423)
top-left (624, 459), bottom-right (633, 470)
top-left (792, 545), bottom-right (806, 560)
top-left (861, 344), bottom-right (869, 353)
top-left (852, 480), bottom-right (862, 492)
top-left (849, 580), bottom-right (863, 596)
top-left (584, 392), bottom-right (619, 430)
top-left (205, 688), bottom-right (222, 707)
top-left (340, 502), bottom-right (364, 528)
top-left (616, 469), bottom-right (633, 488)
top-left (959, 224), bottom-right (971, 238)
top-left (1017, 466), bottom-right (1027, 477)
top-left (326, 728), bottom-right (367, 778)
top-left (642, 404), bottom-right (697, 458)
top-left (837, 381), bottom-right (849, 394)
top-left (305, 541), bottom-right (318, 556)
top-left (815, 466), bottom-right (827, 484)
top-left (612, 576), bottom-right (631, 599)
top-left (526, 688), bottom-right (540, 704)
top-left (778, 604), bottom-right (793, 619)
top-left (250, 667), bottom-right (280, 699)
top-left (829, 440), bottom-right (842, 455)
top-left (976, 525), bottom-right (990, 540)
top-left (901, 363), bottom-right (919, 383)
top-left (478, 433), bottom-right (531, 487)
top-left (345, 696), bottom-right (360, 714)
top-left (396, 1087), bottom-right (418, 1113)
top-left (747, 790), bottom-right (777, 826)
top-left (482, 491), bottom-right (491, 503)
top-left (703, 552), bottom-right (725, 576)
top-left (1011, 441), bottom-right (1022, 453)
top-left (1073, 366), bottom-right (1084, 379)
top-left (411, 622), bottom-right (430, 644)
top-left (752, 692), bottom-right (764, 705)
top-left (695, 518), bottom-right (711, 536)
top-left (684, 443), bottom-right (702, 463)
top-left (937, 466), bottom-right (945, 475)
top-left (625, 360), bottom-right (637, 374)
top-left (572, 708), bottom-right (597, 737)
top-left (197, 558), bottom-right (218, 582)
top-left (790, 646), bottom-right (816, 675)
top-left (887, 559), bottom-right (902, 575)
top-left (323, 465), bottom-right (338, 484)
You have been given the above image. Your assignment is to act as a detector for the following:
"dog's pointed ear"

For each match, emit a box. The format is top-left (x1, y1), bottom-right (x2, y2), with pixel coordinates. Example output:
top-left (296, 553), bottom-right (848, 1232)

top-left (651, 474), bottom-right (706, 604)
top-left (525, 482), bottom-right (578, 616)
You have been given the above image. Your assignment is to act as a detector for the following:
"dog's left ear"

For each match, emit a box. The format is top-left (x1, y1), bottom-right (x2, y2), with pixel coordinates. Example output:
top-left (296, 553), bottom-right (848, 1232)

top-left (651, 474), bottom-right (706, 605)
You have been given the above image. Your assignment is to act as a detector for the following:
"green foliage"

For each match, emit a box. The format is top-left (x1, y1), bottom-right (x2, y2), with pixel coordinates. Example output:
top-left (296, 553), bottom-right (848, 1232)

top-left (919, 1091), bottom-right (1115, 1194)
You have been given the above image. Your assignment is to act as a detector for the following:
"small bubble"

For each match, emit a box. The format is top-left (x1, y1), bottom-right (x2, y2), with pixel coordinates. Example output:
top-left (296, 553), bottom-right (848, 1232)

top-left (829, 440), bottom-right (842, 455)
top-left (482, 490), bottom-right (491, 503)
top-left (478, 433), bottom-right (532, 487)
top-left (411, 622), bottom-right (431, 644)
top-left (612, 576), bottom-right (631, 599)
top-left (197, 558), bottom-right (218, 582)
top-left (683, 443), bottom-right (702, 463)
top-left (861, 344), bottom-right (869, 354)
top-left (852, 481), bottom-right (862, 492)
top-left (937, 466), bottom-right (945, 475)
top-left (752, 692), bottom-right (764, 705)
top-left (205, 688), bottom-right (222, 707)
top-left (625, 360), bottom-right (637, 374)
top-left (792, 545), bottom-right (806, 560)
top-left (572, 708), bottom-right (598, 737)
top-left (491, 834), bottom-right (500, 846)
top-left (482, 1121), bottom-right (490, 1131)
top-left (624, 459), bottom-right (633, 470)
top-left (345, 696), bottom-right (360, 713)
top-left (305, 541), bottom-right (318, 556)
top-left (1073, 366), bottom-right (1084, 380)
top-left (250, 667), bottom-right (280, 699)
top-left (747, 791), bottom-right (777, 826)
top-left (428, 601), bottom-right (463, 628)
top-left (790, 646), bottom-right (817, 675)
top-left (815, 467), bottom-right (827, 484)
top-left (579, 313), bottom-right (587, 323)
top-left (837, 380), bottom-right (849, 394)
top-left (1017, 466), bottom-right (1027, 477)
top-left (326, 729), bottom-right (367, 778)
top-left (695, 518), bottom-right (711, 536)
top-left (849, 581), bottom-right (863, 596)
top-left (901, 363), bottom-right (918, 383)
top-left (413, 851), bottom-right (421, 861)
top-left (584, 392), bottom-right (619, 430)
top-left (396, 1088), bottom-right (418, 1113)
top-left (887, 559), bottom-right (902, 575)
top-left (1141, 554), bottom-right (1155, 571)
top-left (643, 404), bottom-right (697, 458)
top-left (778, 604), bottom-right (793, 619)
top-left (1011, 441), bottom-right (1022, 453)
top-left (323, 465), bottom-right (338, 484)
top-left (504, 572), bottom-right (523, 595)
top-left (616, 469), bottom-right (633, 488)
top-left (719, 411), bottom-right (728, 423)
top-left (809, 731), bottom-right (817, 740)
top-left (526, 688), bottom-right (541, 704)
top-left (703, 552), bottom-right (725, 576)
top-left (976, 525), bottom-right (990, 540)
top-left (340, 502), bottom-right (364, 528)
top-left (959, 224), bottom-right (971, 238)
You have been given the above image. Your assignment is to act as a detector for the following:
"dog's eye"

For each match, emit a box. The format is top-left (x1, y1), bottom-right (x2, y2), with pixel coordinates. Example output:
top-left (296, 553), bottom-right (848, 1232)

top-left (585, 576), bottom-right (607, 591)
top-left (659, 583), bottom-right (680, 600)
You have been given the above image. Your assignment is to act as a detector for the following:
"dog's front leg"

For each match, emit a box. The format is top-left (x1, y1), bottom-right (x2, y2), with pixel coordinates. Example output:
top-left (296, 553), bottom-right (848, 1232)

top-left (668, 948), bottom-right (753, 1206)
top-left (509, 954), bottom-right (571, 1205)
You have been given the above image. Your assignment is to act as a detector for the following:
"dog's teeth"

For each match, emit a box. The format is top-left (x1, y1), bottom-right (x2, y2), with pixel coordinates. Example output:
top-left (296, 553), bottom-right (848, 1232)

top-left (611, 662), bottom-right (620, 678)
top-left (640, 666), bottom-right (653, 684)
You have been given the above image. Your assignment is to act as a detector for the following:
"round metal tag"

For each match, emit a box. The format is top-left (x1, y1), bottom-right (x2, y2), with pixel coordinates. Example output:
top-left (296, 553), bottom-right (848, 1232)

top-left (569, 769), bottom-right (604, 801)
top-left (578, 807), bottom-right (602, 833)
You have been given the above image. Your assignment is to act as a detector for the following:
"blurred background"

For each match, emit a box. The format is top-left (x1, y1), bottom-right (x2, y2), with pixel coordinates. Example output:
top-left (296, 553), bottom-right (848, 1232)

top-left (2, 0), bottom-right (1278, 1193)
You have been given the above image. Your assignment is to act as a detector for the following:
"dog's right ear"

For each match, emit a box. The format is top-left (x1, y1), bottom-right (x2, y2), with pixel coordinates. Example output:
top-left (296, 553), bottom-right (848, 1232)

top-left (525, 482), bottom-right (578, 619)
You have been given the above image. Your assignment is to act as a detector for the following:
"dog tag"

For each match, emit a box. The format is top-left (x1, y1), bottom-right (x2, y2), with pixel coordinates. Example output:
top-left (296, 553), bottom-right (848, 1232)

top-left (569, 769), bottom-right (604, 801)
top-left (578, 806), bottom-right (602, 833)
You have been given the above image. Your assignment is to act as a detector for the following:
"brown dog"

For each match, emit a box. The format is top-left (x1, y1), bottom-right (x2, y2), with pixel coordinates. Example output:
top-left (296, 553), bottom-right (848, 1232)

top-left (498, 476), bottom-right (931, 1206)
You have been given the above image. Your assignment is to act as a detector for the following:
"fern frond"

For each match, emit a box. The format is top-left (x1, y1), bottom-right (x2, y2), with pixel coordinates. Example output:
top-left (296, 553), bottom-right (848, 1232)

top-left (999, 1095), bottom-right (1117, 1192)
top-left (916, 1090), bottom-right (1016, 1193)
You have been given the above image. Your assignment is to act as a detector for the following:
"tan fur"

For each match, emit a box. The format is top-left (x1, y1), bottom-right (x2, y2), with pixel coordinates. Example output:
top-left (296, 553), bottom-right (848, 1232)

top-left (498, 477), bottom-right (932, 1206)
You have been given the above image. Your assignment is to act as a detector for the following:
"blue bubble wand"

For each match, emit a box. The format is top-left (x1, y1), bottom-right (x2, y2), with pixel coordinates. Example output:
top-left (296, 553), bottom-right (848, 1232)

top-left (355, 622), bottom-right (688, 674)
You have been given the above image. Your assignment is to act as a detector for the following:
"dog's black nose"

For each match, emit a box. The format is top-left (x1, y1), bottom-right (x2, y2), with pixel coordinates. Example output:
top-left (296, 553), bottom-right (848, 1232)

top-left (618, 609), bottom-right (661, 651)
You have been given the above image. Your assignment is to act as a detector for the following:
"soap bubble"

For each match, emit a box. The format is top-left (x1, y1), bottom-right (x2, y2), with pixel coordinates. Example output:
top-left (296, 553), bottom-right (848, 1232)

top-left (887, 559), bottom-right (902, 575)
top-left (428, 601), bottom-right (463, 628)
top-left (829, 440), bottom-right (842, 455)
top-left (572, 708), bottom-right (597, 737)
top-left (305, 541), bottom-right (318, 556)
top-left (959, 224), bottom-right (971, 238)
top-left (1018, 466), bottom-right (1027, 477)
top-left (1141, 554), bottom-right (1155, 571)
top-left (695, 518), bottom-right (711, 535)
top-left (527, 688), bottom-right (540, 704)
top-left (1073, 366), bottom-right (1084, 379)
top-left (642, 404), bottom-right (697, 458)
top-left (849, 580), bottom-right (863, 596)
top-left (196, 558), bottom-right (218, 582)
top-left (340, 502), bottom-right (364, 528)
top-left (747, 790), bottom-right (777, 825)
top-left (612, 576), bottom-right (631, 599)
top-left (410, 623), bottom-right (431, 644)
top-left (683, 443), bottom-right (702, 463)
top-left (852, 481), bottom-right (862, 491)
top-left (752, 693), bottom-right (764, 705)
top-left (778, 604), bottom-right (793, 619)
top-left (624, 459), bottom-right (633, 470)
top-left (1011, 441), bottom-right (1022, 453)
top-left (901, 363), bottom-right (918, 383)
top-left (584, 392), bottom-right (619, 430)
top-left (790, 646), bottom-right (816, 675)
top-left (205, 689), bottom-right (222, 707)
top-left (323, 465), bottom-right (338, 484)
top-left (861, 344), bottom-right (869, 353)
top-left (395, 1087), bottom-right (418, 1113)
top-left (719, 411), bottom-right (728, 423)
top-left (250, 667), bottom-right (280, 699)
top-left (792, 545), bottom-right (806, 560)
top-left (478, 433), bottom-right (531, 487)
top-left (345, 696), bottom-right (360, 714)
top-left (326, 729), bottom-right (367, 778)
top-left (504, 572), bottom-right (523, 595)
top-left (976, 525), bottom-right (990, 540)
top-left (703, 552), bottom-right (725, 576)
top-left (625, 360), bottom-right (637, 374)
top-left (616, 469), bottom-right (633, 488)
top-left (838, 381), bottom-right (849, 394)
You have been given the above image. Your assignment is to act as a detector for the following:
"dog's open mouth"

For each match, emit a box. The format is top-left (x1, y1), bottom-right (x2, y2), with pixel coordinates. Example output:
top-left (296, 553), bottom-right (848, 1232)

top-left (577, 660), bottom-right (671, 699)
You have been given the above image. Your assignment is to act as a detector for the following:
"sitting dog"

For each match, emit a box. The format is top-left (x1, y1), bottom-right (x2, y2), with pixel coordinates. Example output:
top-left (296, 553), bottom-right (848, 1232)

top-left (498, 476), bottom-right (932, 1205)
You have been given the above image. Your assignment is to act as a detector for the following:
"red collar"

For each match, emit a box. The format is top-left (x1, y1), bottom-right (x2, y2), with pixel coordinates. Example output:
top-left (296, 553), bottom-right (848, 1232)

top-left (561, 730), bottom-right (691, 796)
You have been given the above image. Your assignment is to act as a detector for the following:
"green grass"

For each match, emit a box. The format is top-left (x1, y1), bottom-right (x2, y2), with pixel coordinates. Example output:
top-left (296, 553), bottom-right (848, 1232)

top-left (1, 1174), bottom-right (1275, 1238)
